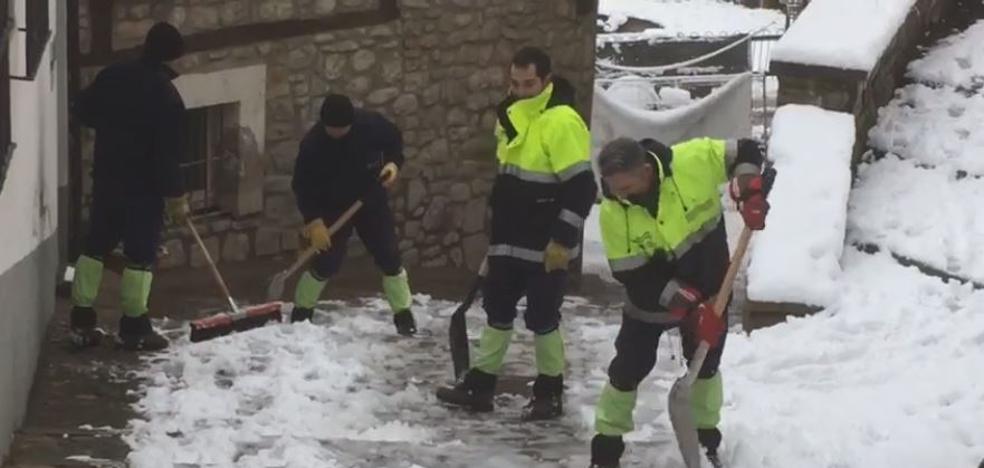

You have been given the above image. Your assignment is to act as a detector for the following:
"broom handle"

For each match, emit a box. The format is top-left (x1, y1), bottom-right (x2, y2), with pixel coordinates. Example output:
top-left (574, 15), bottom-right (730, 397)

top-left (283, 200), bottom-right (365, 279)
top-left (186, 218), bottom-right (241, 315)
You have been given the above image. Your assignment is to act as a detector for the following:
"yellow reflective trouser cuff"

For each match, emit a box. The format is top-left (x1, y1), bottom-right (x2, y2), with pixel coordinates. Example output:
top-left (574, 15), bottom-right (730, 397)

top-left (294, 271), bottom-right (327, 309)
top-left (534, 329), bottom-right (565, 377)
top-left (473, 326), bottom-right (513, 375)
top-left (595, 383), bottom-right (637, 436)
top-left (692, 372), bottom-right (723, 429)
top-left (71, 255), bottom-right (104, 308)
top-left (382, 268), bottom-right (412, 313)
top-left (120, 267), bottom-right (153, 317)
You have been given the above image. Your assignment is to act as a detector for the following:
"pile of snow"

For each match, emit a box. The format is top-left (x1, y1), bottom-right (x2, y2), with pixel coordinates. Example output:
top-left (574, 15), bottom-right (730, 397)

top-left (598, 0), bottom-right (785, 41)
top-left (771, 0), bottom-right (917, 71)
top-left (725, 249), bottom-right (984, 467)
top-left (600, 77), bottom-right (697, 112)
top-left (658, 86), bottom-right (693, 108)
top-left (746, 104), bottom-right (854, 307)
top-left (126, 299), bottom-right (443, 468)
top-left (603, 76), bottom-right (661, 110)
top-left (868, 84), bottom-right (984, 175)
top-left (848, 156), bottom-right (984, 284)
top-left (908, 19), bottom-right (984, 89)
top-left (123, 276), bottom-right (984, 467)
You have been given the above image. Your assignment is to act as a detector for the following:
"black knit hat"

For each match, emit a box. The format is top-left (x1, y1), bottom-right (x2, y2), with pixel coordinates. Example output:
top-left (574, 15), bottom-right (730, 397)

top-left (142, 22), bottom-right (184, 63)
top-left (320, 94), bottom-right (355, 127)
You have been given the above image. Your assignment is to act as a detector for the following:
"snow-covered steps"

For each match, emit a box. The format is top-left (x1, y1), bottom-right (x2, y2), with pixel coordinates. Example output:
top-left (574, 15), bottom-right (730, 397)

top-left (907, 20), bottom-right (984, 91)
top-left (856, 16), bottom-right (984, 286)
top-left (868, 83), bottom-right (984, 176)
top-left (849, 155), bottom-right (984, 286)
top-left (744, 105), bottom-right (854, 326)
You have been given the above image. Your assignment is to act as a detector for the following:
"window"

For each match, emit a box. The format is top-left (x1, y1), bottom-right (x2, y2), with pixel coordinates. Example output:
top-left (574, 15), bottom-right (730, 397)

top-left (180, 104), bottom-right (239, 214)
top-left (0, 0), bottom-right (14, 194)
top-left (21, 0), bottom-right (48, 80)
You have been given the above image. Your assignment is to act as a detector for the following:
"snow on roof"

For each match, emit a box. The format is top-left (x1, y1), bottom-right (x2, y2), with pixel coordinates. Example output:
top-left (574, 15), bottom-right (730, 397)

top-left (771, 0), bottom-right (917, 71)
top-left (598, 0), bottom-right (785, 42)
top-left (908, 19), bottom-right (984, 89)
top-left (746, 104), bottom-right (855, 307)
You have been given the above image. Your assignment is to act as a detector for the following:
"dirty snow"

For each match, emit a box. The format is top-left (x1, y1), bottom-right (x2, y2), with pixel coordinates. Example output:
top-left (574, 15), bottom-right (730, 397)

top-left (746, 104), bottom-right (854, 307)
top-left (598, 0), bottom-right (785, 41)
top-left (908, 19), bottom-right (984, 90)
top-left (771, 0), bottom-right (917, 71)
top-left (126, 265), bottom-right (984, 467)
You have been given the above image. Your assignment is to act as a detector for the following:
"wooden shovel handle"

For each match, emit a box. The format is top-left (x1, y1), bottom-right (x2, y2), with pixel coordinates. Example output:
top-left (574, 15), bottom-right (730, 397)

top-left (712, 226), bottom-right (752, 317)
top-left (284, 200), bottom-right (365, 278)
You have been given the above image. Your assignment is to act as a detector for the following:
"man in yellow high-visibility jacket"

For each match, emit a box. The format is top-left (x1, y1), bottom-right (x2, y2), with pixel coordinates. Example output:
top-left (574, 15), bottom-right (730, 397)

top-left (589, 136), bottom-right (769, 468)
top-left (436, 47), bottom-right (598, 421)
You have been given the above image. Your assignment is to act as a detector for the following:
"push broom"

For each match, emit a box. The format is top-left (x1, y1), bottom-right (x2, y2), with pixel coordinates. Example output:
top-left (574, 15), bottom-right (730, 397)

top-left (186, 218), bottom-right (283, 343)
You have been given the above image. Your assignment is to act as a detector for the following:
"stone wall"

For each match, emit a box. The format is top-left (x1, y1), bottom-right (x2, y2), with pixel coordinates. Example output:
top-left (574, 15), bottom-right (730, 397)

top-left (76, 0), bottom-right (597, 273)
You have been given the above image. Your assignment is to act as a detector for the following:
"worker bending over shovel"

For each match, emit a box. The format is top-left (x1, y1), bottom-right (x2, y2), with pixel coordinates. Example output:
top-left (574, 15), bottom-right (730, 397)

top-left (290, 94), bottom-right (417, 336)
top-left (589, 137), bottom-right (768, 468)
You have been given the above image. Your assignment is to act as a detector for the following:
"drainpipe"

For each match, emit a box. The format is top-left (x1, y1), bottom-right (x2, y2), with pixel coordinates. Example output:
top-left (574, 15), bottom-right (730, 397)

top-left (781, 0), bottom-right (808, 29)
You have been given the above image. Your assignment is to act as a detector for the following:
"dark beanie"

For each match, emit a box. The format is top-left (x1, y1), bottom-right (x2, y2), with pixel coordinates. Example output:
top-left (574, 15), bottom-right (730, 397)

top-left (320, 94), bottom-right (355, 127)
top-left (143, 22), bottom-right (184, 63)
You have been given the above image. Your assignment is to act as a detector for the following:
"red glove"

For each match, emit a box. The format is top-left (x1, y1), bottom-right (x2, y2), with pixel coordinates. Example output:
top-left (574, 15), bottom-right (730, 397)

top-left (692, 302), bottom-right (726, 348)
top-left (667, 284), bottom-right (703, 320)
top-left (730, 174), bottom-right (769, 231)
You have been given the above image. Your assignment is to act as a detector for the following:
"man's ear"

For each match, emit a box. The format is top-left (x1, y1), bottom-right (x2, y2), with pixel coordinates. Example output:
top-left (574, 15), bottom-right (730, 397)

top-left (600, 176), bottom-right (617, 200)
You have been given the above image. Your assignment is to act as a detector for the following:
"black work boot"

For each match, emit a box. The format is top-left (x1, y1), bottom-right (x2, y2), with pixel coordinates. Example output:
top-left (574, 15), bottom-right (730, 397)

top-left (291, 307), bottom-right (314, 323)
top-left (589, 434), bottom-right (625, 468)
top-left (393, 309), bottom-right (417, 336)
top-left (699, 428), bottom-right (724, 468)
top-left (69, 306), bottom-right (106, 348)
top-left (522, 374), bottom-right (564, 421)
top-left (117, 315), bottom-right (169, 351)
top-left (436, 369), bottom-right (496, 412)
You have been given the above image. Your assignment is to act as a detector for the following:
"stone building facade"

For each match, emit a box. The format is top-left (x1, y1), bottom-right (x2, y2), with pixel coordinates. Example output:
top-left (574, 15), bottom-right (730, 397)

top-left (69, 0), bottom-right (597, 272)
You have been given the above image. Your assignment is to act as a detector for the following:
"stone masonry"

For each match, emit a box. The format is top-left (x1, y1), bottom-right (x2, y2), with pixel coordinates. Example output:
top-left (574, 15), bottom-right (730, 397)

top-left (76, 0), bottom-right (597, 273)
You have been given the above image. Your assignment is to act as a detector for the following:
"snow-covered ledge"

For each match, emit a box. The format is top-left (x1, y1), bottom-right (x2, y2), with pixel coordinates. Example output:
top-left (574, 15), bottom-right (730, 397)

top-left (173, 64), bottom-right (267, 217)
top-left (743, 105), bottom-right (854, 330)
top-left (769, 0), bottom-right (956, 164)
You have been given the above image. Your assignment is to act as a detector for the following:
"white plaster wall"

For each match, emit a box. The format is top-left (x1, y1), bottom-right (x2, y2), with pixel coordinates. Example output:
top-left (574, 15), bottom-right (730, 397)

top-left (0, 0), bottom-right (60, 273)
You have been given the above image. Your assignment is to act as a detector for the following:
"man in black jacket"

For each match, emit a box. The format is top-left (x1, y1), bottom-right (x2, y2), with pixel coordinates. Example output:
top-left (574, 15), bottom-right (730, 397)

top-left (68, 22), bottom-right (188, 351)
top-left (290, 94), bottom-right (417, 336)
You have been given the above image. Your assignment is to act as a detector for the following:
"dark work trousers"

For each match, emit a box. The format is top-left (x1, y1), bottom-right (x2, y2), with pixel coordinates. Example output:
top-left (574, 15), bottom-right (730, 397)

top-left (309, 200), bottom-right (402, 279)
top-left (83, 190), bottom-right (164, 267)
top-left (482, 257), bottom-right (568, 335)
top-left (607, 302), bottom-right (730, 391)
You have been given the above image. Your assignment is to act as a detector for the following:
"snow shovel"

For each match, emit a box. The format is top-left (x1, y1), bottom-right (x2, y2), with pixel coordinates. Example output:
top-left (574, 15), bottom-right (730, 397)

top-left (668, 167), bottom-right (776, 467)
top-left (265, 199), bottom-right (365, 302)
top-left (448, 258), bottom-right (488, 380)
top-left (185, 219), bottom-right (284, 343)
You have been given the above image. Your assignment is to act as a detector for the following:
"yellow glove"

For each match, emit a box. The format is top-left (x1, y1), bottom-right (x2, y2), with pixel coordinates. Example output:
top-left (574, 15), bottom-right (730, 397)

top-left (302, 219), bottom-right (332, 251)
top-left (165, 195), bottom-right (190, 226)
top-left (379, 162), bottom-right (399, 189)
top-left (543, 240), bottom-right (570, 272)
